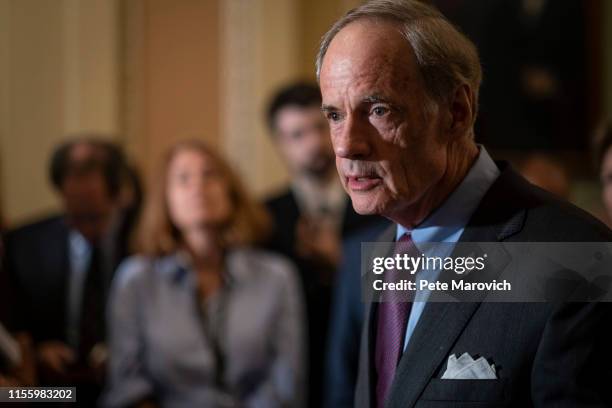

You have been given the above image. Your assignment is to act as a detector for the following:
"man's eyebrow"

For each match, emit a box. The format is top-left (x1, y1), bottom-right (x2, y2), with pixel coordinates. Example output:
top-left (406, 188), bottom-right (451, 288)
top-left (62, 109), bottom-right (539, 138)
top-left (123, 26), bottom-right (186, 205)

top-left (362, 94), bottom-right (390, 104)
top-left (321, 95), bottom-right (392, 112)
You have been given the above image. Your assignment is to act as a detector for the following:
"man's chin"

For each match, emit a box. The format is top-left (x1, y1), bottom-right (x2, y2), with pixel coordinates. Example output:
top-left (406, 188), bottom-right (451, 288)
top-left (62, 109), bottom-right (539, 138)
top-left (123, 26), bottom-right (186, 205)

top-left (349, 197), bottom-right (382, 215)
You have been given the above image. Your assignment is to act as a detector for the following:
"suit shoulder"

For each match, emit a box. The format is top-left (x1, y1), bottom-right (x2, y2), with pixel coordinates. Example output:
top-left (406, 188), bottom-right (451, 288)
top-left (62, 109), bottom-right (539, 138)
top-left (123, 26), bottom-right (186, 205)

top-left (527, 202), bottom-right (611, 241)
top-left (6, 215), bottom-right (64, 236)
top-left (4, 215), bottom-right (66, 248)
top-left (514, 181), bottom-right (611, 241)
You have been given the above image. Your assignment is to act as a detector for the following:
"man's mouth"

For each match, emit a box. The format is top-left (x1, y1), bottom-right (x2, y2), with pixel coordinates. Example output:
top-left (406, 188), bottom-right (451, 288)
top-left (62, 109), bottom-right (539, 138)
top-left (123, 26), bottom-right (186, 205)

top-left (346, 175), bottom-right (382, 191)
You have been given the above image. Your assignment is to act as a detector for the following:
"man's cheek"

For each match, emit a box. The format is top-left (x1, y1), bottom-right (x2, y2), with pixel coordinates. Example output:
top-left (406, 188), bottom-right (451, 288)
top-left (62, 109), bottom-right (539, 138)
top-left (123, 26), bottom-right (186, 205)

top-left (335, 158), bottom-right (344, 174)
top-left (381, 173), bottom-right (398, 196)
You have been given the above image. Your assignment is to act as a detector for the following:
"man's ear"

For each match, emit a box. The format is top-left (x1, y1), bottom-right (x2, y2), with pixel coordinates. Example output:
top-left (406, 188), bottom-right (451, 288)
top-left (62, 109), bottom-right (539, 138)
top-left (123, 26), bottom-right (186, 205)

top-left (448, 84), bottom-right (474, 138)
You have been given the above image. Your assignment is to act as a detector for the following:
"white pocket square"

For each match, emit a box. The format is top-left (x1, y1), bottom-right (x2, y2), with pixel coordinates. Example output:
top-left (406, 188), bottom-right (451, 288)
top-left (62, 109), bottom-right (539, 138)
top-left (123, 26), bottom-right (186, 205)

top-left (441, 352), bottom-right (497, 379)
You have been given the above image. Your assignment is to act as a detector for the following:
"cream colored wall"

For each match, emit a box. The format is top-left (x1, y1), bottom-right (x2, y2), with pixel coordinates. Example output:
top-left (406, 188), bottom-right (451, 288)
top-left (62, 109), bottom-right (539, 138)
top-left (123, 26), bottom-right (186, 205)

top-left (62, 0), bottom-right (120, 135)
top-left (220, 0), bottom-right (299, 197)
top-left (296, 0), bottom-right (362, 80)
top-left (0, 0), bottom-right (360, 224)
top-left (0, 0), bottom-right (120, 227)
top-left (219, 0), bottom-right (359, 198)
top-left (605, 0), bottom-right (612, 118)
top-left (122, 0), bottom-right (221, 185)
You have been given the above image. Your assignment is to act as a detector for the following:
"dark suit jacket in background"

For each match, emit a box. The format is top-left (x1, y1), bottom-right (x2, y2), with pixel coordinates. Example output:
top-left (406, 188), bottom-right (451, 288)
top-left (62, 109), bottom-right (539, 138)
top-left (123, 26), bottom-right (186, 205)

top-left (3, 215), bottom-right (123, 343)
top-left (265, 189), bottom-right (379, 407)
top-left (356, 163), bottom-right (612, 408)
top-left (5, 216), bottom-right (73, 341)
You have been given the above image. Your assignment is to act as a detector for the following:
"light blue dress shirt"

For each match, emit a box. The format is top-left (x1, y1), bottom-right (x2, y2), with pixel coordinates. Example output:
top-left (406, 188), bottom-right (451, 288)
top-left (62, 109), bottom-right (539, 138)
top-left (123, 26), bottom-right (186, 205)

top-left (66, 230), bottom-right (92, 348)
top-left (395, 146), bottom-right (500, 351)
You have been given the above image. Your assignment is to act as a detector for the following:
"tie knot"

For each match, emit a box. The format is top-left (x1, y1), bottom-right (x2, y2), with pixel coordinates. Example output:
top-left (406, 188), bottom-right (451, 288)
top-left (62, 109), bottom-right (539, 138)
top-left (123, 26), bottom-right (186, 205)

top-left (395, 233), bottom-right (418, 257)
top-left (398, 232), bottom-right (412, 243)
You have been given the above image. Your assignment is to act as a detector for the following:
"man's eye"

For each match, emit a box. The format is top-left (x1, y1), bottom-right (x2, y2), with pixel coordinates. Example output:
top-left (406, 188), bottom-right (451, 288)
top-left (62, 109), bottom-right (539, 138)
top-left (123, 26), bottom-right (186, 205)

top-left (326, 111), bottom-right (341, 122)
top-left (371, 106), bottom-right (389, 117)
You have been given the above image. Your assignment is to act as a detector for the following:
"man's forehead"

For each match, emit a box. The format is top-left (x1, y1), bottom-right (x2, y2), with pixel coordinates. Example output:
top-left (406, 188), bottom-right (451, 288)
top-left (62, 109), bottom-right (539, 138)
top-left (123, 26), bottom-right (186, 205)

top-left (70, 143), bottom-right (96, 160)
top-left (320, 20), bottom-right (418, 93)
top-left (320, 68), bottom-right (390, 103)
top-left (69, 142), bottom-right (111, 164)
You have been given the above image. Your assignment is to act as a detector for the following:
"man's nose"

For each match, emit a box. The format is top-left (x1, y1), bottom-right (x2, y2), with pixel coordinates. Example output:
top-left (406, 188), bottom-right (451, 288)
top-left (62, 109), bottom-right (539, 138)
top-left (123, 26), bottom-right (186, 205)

top-left (333, 116), bottom-right (371, 160)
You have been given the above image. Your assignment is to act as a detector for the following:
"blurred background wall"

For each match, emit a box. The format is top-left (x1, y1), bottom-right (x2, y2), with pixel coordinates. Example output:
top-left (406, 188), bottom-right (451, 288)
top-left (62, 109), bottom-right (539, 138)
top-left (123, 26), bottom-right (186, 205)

top-left (0, 0), bottom-right (120, 225)
top-left (606, 0), bottom-right (612, 114)
top-left (0, 0), bottom-right (610, 226)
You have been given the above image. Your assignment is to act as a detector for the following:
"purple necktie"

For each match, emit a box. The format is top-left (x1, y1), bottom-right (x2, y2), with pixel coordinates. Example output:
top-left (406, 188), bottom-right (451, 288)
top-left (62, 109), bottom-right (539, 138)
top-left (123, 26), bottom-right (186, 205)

top-left (375, 233), bottom-right (419, 408)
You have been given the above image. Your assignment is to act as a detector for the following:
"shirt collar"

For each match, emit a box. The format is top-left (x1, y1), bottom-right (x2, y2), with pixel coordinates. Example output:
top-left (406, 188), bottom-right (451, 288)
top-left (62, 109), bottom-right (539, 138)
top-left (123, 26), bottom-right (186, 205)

top-left (69, 229), bottom-right (91, 258)
top-left (165, 250), bottom-right (235, 288)
top-left (396, 146), bottom-right (500, 244)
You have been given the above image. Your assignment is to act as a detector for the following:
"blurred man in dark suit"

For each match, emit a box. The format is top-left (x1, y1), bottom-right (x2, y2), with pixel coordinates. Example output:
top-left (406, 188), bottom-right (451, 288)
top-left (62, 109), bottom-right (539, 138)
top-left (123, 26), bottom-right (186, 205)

top-left (4, 137), bottom-right (130, 406)
top-left (264, 82), bottom-right (378, 407)
top-left (1, 203), bottom-right (36, 388)
top-left (316, 1), bottom-right (612, 407)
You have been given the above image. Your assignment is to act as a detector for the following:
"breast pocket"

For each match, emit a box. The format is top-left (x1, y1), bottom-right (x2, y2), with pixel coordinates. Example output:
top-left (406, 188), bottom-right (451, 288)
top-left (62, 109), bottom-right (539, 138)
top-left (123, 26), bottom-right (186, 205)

top-left (420, 378), bottom-right (507, 403)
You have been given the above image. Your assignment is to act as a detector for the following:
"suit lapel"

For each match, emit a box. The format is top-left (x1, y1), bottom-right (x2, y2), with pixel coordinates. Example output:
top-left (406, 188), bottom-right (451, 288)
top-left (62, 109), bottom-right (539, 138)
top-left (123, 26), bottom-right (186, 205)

top-left (383, 165), bottom-right (528, 408)
top-left (386, 301), bottom-right (482, 408)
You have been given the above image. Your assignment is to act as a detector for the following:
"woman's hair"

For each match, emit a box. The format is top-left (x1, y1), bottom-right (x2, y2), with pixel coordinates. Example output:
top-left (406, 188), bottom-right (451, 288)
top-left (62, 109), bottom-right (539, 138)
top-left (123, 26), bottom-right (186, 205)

top-left (138, 139), bottom-right (270, 256)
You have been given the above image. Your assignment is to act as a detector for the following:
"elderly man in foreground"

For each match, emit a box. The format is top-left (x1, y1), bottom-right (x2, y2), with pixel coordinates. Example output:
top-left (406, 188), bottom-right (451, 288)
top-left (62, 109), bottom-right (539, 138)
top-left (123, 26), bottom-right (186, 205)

top-left (316, 0), bottom-right (612, 407)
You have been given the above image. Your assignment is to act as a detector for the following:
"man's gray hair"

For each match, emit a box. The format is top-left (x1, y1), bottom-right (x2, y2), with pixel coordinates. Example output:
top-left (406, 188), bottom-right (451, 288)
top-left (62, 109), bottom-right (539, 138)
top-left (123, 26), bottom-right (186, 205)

top-left (316, 0), bottom-right (482, 122)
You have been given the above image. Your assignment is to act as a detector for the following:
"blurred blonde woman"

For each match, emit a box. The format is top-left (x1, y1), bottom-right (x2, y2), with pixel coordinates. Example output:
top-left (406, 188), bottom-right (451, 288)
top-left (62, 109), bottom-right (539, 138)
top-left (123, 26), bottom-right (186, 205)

top-left (103, 140), bottom-right (305, 408)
